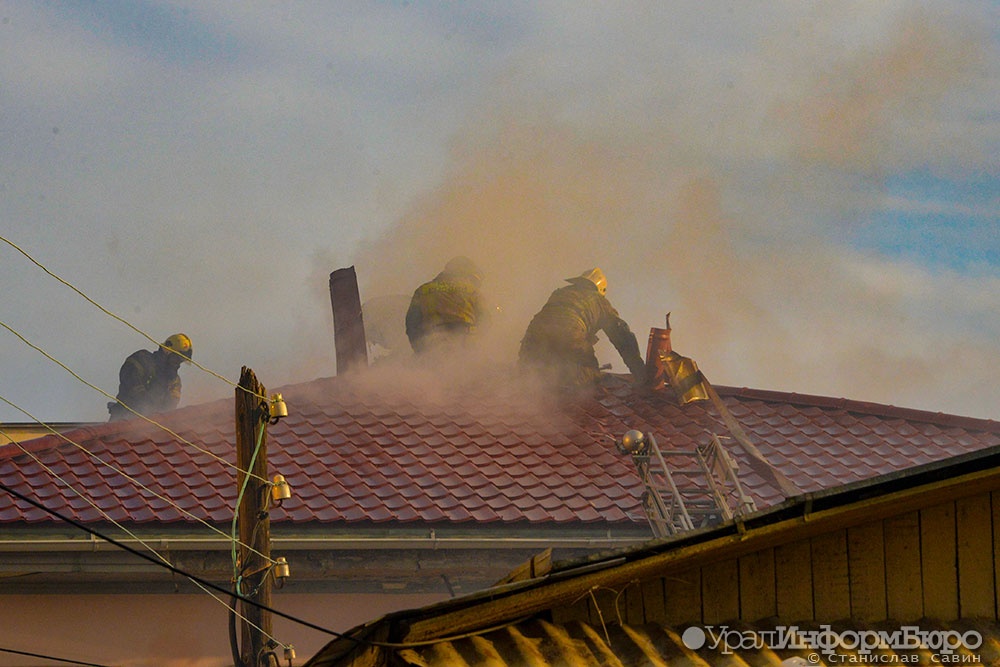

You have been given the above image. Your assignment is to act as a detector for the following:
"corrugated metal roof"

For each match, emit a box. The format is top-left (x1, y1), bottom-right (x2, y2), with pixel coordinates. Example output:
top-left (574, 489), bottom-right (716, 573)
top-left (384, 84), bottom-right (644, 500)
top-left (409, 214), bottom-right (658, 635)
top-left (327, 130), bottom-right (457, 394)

top-left (302, 446), bottom-right (1000, 665)
top-left (2, 370), bottom-right (998, 527)
top-left (385, 618), bottom-right (1000, 667)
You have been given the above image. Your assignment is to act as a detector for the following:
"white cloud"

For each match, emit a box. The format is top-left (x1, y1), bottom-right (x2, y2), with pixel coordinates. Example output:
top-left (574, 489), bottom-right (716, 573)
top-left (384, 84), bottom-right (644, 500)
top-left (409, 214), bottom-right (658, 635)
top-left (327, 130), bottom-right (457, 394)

top-left (883, 194), bottom-right (999, 219)
top-left (0, 5), bottom-right (121, 100)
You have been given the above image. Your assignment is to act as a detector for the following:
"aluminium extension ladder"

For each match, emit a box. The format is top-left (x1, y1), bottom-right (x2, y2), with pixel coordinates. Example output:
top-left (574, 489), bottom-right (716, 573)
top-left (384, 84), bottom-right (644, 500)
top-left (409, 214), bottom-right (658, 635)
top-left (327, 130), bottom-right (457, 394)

top-left (621, 431), bottom-right (757, 539)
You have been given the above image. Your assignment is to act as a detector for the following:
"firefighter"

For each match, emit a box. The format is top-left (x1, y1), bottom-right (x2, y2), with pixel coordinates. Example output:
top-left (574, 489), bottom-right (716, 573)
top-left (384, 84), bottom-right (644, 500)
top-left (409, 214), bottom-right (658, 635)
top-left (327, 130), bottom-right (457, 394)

top-left (519, 268), bottom-right (646, 389)
top-left (405, 256), bottom-right (486, 354)
top-left (107, 333), bottom-right (193, 421)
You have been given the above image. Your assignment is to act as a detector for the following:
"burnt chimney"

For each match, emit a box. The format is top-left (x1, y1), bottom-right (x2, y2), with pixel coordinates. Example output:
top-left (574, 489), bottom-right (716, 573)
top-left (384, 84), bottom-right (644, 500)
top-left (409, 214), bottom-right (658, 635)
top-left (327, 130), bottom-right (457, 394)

top-left (329, 266), bottom-right (368, 374)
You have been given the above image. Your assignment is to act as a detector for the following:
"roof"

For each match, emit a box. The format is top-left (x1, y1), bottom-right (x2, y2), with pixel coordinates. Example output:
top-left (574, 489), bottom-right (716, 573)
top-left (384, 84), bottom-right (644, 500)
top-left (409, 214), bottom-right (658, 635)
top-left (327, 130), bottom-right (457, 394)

top-left (325, 617), bottom-right (1000, 667)
top-left (2, 364), bottom-right (999, 527)
top-left (303, 443), bottom-right (1000, 666)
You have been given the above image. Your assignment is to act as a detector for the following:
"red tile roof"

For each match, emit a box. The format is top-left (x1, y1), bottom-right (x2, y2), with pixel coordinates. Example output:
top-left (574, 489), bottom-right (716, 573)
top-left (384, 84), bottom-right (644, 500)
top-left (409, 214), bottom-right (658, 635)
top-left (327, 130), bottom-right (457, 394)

top-left (2, 370), bottom-right (998, 527)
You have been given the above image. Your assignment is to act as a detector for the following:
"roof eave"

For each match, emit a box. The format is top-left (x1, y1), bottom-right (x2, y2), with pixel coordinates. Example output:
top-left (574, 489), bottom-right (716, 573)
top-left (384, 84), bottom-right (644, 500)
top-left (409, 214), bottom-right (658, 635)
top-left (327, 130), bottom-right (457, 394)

top-left (305, 443), bottom-right (1000, 664)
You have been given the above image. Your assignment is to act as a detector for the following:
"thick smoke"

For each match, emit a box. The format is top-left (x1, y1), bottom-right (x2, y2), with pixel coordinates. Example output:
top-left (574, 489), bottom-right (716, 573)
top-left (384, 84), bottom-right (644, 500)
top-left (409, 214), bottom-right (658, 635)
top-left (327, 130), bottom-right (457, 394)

top-left (344, 5), bottom-right (999, 419)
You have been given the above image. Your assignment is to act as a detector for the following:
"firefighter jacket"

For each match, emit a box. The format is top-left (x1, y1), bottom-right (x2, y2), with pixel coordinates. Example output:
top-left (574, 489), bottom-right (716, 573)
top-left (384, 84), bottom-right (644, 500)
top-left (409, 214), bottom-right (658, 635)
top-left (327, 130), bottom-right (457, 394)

top-left (405, 273), bottom-right (485, 353)
top-left (107, 349), bottom-right (182, 421)
top-left (519, 282), bottom-right (646, 387)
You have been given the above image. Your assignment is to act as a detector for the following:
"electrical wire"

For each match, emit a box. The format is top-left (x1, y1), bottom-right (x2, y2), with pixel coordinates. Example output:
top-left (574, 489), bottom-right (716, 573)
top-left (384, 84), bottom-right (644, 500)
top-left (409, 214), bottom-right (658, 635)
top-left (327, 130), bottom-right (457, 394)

top-left (0, 235), bottom-right (309, 655)
top-left (0, 233), bottom-right (267, 402)
top-left (228, 415), bottom-right (293, 664)
top-left (0, 479), bottom-right (545, 652)
top-left (0, 230), bottom-right (543, 654)
top-left (7, 439), bottom-right (285, 651)
top-left (0, 405), bottom-right (275, 565)
top-left (0, 318), bottom-right (268, 485)
top-left (0, 646), bottom-right (115, 667)
top-left (0, 479), bottom-right (348, 639)
top-left (229, 418), bottom-right (274, 663)
top-left (233, 421), bottom-right (267, 575)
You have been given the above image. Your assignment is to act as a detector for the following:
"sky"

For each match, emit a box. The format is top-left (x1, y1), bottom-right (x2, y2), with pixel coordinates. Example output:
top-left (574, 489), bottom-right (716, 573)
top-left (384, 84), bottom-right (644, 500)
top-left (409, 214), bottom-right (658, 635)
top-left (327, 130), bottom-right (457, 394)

top-left (1, 1), bottom-right (998, 426)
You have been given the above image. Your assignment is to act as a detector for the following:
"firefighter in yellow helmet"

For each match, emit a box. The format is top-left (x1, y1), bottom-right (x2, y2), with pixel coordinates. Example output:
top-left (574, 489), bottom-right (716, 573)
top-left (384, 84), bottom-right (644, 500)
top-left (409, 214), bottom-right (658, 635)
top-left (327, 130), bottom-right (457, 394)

top-left (519, 268), bottom-right (646, 389)
top-left (107, 334), bottom-right (193, 421)
top-left (405, 257), bottom-right (486, 354)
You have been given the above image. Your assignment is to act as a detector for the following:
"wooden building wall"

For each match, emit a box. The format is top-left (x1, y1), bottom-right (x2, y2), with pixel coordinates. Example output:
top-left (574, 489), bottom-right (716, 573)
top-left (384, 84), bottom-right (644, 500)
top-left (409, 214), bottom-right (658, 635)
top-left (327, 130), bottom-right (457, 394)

top-left (553, 489), bottom-right (1000, 627)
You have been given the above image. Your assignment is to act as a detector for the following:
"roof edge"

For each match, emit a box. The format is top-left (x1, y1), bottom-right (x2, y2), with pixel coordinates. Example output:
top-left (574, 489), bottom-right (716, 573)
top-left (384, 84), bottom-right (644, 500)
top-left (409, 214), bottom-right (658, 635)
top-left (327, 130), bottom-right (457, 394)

top-left (716, 384), bottom-right (1000, 430)
top-left (314, 441), bottom-right (1000, 655)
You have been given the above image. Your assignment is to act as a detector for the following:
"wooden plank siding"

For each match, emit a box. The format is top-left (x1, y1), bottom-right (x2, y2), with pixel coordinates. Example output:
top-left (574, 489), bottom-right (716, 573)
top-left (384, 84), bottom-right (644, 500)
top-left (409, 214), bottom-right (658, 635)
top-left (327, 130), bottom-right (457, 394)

top-left (639, 577), bottom-right (667, 624)
top-left (587, 584), bottom-right (629, 629)
top-left (624, 579), bottom-right (645, 625)
top-left (662, 567), bottom-right (701, 626)
top-left (921, 502), bottom-right (959, 619)
top-left (885, 511), bottom-right (923, 620)
top-left (738, 548), bottom-right (776, 621)
top-left (957, 493), bottom-right (994, 617)
top-left (811, 529), bottom-right (852, 620)
top-left (775, 539), bottom-right (813, 620)
top-left (994, 491), bottom-right (1000, 618)
top-left (553, 489), bottom-right (1000, 626)
top-left (700, 558), bottom-right (739, 624)
top-left (847, 521), bottom-right (887, 620)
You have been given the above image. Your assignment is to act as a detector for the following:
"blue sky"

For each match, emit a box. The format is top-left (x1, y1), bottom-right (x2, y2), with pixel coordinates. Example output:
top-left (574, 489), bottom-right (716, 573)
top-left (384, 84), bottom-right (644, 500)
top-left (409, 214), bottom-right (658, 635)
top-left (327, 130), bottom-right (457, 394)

top-left (856, 170), bottom-right (998, 269)
top-left (62, 1), bottom-right (242, 65)
top-left (1, 1), bottom-right (998, 424)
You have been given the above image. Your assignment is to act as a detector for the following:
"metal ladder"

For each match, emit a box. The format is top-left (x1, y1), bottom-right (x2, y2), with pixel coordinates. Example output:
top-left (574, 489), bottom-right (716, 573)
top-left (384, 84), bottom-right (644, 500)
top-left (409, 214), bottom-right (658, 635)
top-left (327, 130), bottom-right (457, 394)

top-left (618, 430), bottom-right (757, 539)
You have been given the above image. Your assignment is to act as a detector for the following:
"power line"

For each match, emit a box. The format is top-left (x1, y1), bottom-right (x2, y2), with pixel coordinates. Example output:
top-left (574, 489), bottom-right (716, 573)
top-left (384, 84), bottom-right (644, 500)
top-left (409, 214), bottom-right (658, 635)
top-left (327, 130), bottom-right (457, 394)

top-left (0, 646), bottom-right (115, 667)
top-left (0, 412), bottom-right (274, 564)
top-left (0, 320), bottom-right (269, 484)
top-left (0, 477), bottom-right (545, 653)
top-left (0, 233), bottom-right (266, 401)
top-left (8, 438), bottom-right (285, 651)
top-left (0, 479), bottom-right (349, 640)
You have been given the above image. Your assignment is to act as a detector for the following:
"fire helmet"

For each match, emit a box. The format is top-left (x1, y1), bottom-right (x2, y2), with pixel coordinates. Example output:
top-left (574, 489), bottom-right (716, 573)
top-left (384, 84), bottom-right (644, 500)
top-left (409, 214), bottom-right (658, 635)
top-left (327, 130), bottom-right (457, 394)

top-left (566, 267), bottom-right (607, 295)
top-left (443, 256), bottom-right (482, 285)
top-left (161, 333), bottom-right (193, 362)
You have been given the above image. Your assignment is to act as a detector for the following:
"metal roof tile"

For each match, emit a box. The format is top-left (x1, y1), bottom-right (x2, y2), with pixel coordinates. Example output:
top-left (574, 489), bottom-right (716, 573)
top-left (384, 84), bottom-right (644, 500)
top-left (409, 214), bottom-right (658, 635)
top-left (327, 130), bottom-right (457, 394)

top-left (396, 483), bottom-right (424, 502)
top-left (280, 505), bottom-right (316, 521)
top-left (392, 505), bottom-right (422, 522)
top-left (458, 505), bottom-right (497, 521)
top-left (364, 506), bottom-right (394, 522)
top-left (336, 506), bottom-right (367, 521)
top-left (3, 374), bottom-right (998, 527)
top-left (537, 494), bottom-right (567, 510)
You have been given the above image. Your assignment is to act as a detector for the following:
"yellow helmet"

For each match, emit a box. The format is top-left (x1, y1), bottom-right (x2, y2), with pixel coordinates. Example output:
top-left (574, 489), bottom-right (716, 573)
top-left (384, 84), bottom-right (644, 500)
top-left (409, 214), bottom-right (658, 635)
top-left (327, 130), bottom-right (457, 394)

top-left (161, 333), bottom-right (193, 361)
top-left (443, 256), bottom-right (482, 285)
top-left (566, 267), bottom-right (607, 295)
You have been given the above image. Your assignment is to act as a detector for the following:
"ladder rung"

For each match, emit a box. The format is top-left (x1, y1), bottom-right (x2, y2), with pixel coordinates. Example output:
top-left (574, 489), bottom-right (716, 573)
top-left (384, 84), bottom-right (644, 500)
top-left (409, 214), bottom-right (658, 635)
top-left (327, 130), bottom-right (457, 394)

top-left (632, 432), bottom-right (753, 537)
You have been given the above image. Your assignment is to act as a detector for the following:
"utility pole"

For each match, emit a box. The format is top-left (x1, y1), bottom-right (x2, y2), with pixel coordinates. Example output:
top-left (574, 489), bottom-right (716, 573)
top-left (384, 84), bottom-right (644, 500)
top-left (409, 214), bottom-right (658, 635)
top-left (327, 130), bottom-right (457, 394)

top-left (235, 366), bottom-right (272, 666)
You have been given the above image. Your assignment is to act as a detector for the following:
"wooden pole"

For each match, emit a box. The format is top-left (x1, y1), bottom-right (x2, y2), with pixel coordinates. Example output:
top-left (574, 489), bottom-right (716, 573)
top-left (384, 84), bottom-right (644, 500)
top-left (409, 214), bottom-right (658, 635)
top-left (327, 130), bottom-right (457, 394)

top-left (236, 366), bottom-right (272, 666)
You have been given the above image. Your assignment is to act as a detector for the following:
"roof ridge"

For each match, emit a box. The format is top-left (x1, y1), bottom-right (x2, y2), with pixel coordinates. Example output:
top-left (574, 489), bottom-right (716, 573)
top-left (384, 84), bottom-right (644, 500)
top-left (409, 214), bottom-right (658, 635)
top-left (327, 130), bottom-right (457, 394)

top-left (716, 385), bottom-right (1000, 431)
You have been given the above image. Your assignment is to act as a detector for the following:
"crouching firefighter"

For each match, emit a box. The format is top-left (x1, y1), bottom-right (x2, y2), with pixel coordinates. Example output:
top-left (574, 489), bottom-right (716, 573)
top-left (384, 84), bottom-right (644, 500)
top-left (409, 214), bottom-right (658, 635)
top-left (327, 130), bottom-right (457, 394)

top-left (108, 333), bottom-right (193, 421)
top-left (405, 256), bottom-right (487, 354)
